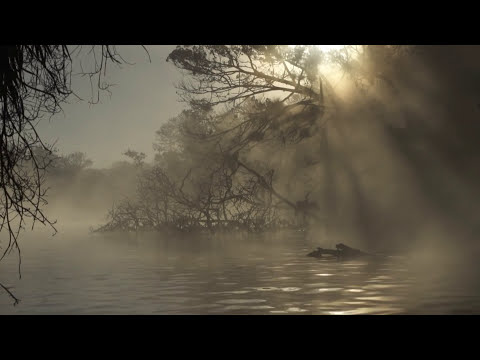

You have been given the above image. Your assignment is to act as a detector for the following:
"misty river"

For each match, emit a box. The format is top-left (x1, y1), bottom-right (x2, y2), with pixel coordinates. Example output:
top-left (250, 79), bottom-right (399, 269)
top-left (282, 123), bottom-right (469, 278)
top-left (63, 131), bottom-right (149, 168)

top-left (1, 227), bottom-right (480, 314)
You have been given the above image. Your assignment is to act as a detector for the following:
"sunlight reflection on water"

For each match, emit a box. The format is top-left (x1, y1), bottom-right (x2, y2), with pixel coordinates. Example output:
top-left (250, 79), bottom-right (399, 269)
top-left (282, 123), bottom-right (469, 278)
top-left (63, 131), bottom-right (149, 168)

top-left (1, 230), bottom-right (480, 314)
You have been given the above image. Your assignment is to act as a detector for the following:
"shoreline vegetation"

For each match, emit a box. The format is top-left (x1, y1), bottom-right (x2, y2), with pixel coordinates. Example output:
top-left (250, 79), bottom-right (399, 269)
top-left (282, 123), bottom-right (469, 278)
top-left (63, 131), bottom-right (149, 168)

top-left (93, 219), bottom-right (310, 234)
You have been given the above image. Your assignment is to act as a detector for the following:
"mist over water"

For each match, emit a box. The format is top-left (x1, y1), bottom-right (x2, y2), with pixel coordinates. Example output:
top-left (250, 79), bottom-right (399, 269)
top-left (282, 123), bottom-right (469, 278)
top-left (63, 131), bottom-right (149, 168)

top-left (1, 223), bottom-right (480, 314)
top-left (3, 45), bottom-right (480, 314)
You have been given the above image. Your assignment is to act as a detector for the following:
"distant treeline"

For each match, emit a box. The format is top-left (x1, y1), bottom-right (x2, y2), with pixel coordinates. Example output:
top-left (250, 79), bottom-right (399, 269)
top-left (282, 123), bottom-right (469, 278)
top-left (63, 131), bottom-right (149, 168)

top-left (36, 148), bottom-right (140, 221)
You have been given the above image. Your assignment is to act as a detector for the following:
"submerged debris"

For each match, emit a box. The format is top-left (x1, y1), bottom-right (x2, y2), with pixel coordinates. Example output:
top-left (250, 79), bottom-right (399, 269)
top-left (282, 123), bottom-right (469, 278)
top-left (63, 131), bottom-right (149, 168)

top-left (307, 243), bottom-right (369, 260)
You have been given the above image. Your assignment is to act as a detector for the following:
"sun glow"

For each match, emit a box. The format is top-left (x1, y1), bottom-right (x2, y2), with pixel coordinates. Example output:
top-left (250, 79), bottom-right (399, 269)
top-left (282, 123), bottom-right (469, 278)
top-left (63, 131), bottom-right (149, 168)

top-left (289, 45), bottom-right (346, 52)
top-left (315, 45), bottom-right (345, 52)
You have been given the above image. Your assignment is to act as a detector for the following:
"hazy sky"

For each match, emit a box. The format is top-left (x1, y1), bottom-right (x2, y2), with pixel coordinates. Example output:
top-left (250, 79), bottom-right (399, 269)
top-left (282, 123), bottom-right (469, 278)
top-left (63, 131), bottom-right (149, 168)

top-left (36, 45), bottom-right (349, 168)
top-left (37, 45), bottom-right (185, 168)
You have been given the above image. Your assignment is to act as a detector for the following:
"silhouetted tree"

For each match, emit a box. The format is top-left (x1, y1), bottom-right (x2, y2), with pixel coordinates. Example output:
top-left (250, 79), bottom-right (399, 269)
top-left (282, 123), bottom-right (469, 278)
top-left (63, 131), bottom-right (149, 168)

top-left (167, 45), bottom-right (330, 108)
top-left (98, 109), bottom-right (287, 233)
top-left (165, 45), bottom-right (427, 243)
top-left (123, 149), bottom-right (146, 167)
top-left (0, 45), bottom-right (147, 304)
top-left (165, 46), bottom-right (343, 224)
top-left (63, 152), bottom-right (93, 170)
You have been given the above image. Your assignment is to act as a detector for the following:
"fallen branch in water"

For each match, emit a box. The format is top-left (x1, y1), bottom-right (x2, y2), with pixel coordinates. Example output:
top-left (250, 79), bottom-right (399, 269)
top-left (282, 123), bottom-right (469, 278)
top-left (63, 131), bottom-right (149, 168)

top-left (307, 243), bottom-right (369, 260)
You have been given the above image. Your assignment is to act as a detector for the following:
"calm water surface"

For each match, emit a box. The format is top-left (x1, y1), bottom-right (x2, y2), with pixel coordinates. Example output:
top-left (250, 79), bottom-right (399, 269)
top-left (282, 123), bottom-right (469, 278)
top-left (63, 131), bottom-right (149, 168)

top-left (1, 229), bottom-right (479, 314)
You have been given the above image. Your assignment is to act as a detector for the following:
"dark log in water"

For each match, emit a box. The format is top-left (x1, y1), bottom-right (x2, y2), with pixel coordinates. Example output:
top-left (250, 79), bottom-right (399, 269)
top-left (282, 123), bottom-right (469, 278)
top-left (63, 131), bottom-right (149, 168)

top-left (307, 243), bottom-right (369, 260)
